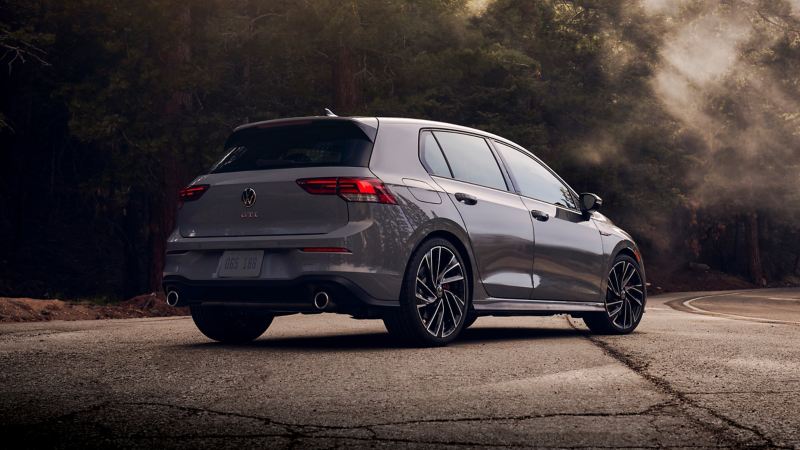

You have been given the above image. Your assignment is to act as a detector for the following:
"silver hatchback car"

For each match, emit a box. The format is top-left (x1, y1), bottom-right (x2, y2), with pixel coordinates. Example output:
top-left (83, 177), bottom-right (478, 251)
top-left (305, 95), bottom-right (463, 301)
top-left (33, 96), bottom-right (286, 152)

top-left (163, 114), bottom-right (646, 346)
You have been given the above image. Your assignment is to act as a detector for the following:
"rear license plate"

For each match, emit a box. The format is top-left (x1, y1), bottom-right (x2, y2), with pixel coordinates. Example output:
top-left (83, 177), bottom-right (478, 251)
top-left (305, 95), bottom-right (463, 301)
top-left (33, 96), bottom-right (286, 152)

top-left (217, 250), bottom-right (264, 278)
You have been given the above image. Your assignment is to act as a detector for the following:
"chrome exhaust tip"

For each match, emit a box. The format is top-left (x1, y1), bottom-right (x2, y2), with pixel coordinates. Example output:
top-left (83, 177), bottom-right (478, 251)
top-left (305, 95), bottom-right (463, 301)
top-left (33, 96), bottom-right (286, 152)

top-left (166, 289), bottom-right (180, 307)
top-left (313, 291), bottom-right (330, 310)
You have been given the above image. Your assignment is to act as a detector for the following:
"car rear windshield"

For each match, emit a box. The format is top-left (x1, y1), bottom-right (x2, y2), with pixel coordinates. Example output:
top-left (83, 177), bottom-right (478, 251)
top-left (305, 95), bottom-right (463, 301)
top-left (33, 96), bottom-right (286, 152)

top-left (210, 121), bottom-right (374, 173)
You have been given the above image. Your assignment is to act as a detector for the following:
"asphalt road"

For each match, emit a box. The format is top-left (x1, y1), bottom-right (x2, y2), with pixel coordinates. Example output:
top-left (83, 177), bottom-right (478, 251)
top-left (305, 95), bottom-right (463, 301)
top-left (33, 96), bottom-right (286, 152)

top-left (1, 288), bottom-right (799, 449)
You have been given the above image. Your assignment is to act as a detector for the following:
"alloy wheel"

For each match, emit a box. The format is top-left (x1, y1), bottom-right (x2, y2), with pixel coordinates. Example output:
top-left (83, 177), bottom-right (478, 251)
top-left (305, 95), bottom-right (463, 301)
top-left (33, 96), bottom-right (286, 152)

top-left (414, 246), bottom-right (467, 338)
top-left (605, 260), bottom-right (644, 330)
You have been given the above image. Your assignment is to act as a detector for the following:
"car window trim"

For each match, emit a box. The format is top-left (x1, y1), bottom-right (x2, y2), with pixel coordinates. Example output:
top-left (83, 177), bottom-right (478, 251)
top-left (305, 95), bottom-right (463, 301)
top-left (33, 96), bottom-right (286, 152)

top-left (417, 130), bottom-right (454, 178)
top-left (483, 137), bottom-right (516, 194)
top-left (421, 128), bottom-right (511, 192)
top-left (490, 139), bottom-right (582, 213)
top-left (424, 130), bottom-right (454, 178)
top-left (485, 139), bottom-right (520, 194)
top-left (429, 174), bottom-right (523, 197)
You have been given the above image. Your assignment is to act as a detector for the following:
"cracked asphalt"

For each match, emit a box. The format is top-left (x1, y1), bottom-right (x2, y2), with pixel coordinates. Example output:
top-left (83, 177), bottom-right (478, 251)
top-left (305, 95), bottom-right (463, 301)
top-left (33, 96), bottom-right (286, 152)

top-left (1, 288), bottom-right (799, 449)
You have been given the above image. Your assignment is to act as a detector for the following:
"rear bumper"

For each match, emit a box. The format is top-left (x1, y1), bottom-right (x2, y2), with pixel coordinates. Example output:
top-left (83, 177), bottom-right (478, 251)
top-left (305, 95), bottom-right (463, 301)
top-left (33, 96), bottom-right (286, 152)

top-left (162, 245), bottom-right (403, 302)
top-left (162, 275), bottom-right (399, 314)
top-left (163, 201), bottom-right (413, 302)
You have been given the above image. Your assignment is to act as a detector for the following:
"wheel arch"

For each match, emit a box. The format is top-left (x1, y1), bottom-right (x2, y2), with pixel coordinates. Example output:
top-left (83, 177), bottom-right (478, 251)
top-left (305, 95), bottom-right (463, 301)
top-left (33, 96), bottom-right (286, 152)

top-left (423, 230), bottom-right (475, 292)
top-left (613, 241), bottom-right (643, 270)
top-left (403, 227), bottom-right (478, 304)
top-left (616, 247), bottom-right (639, 263)
top-left (606, 240), bottom-right (647, 299)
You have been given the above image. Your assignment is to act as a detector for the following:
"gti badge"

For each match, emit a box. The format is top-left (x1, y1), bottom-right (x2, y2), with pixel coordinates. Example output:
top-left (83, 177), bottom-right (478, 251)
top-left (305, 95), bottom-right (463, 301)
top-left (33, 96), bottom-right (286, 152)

top-left (241, 187), bottom-right (257, 207)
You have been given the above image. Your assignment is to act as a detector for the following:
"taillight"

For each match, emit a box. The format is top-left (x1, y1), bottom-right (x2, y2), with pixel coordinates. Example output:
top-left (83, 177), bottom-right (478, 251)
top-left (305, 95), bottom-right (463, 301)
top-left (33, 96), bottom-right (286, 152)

top-left (337, 178), bottom-right (397, 204)
top-left (296, 177), bottom-right (397, 204)
top-left (296, 178), bottom-right (339, 195)
top-left (178, 184), bottom-right (209, 203)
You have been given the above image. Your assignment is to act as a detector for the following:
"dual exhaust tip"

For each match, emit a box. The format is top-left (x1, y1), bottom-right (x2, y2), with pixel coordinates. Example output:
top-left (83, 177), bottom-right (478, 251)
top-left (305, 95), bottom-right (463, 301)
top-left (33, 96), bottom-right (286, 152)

top-left (166, 288), bottom-right (180, 307)
top-left (313, 291), bottom-right (330, 310)
top-left (165, 287), bottom-right (331, 311)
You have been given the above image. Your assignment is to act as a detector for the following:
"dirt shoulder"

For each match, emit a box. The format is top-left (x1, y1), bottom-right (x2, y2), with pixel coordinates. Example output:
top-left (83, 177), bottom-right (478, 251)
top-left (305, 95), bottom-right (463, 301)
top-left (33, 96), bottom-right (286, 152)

top-left (647, 267), bottom-right (756, 295)
top-left (0, 294), bottom-right (188, 323)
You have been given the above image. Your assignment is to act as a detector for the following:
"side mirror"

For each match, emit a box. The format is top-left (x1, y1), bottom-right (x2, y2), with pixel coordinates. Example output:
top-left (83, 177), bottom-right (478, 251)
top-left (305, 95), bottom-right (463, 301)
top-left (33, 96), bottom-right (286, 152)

top-left (579, 193), bottom-right (602, 213)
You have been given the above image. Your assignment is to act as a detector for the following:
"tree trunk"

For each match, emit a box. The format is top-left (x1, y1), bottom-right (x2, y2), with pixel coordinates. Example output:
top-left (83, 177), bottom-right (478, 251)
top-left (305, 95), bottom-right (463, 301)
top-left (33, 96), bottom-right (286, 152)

top-left (148, 155), bottom-right (184, 294)
top-left (794, 252), bottom-right (800, 275)
top-left (242, 0), bottom-right (255, 122)
top-left (148, 5), bottom-right (193, 294)
top-left (120, 190), bottom-right (147, 298)
top-left (730, 218), bottom-right (739, 273)
top-left (331, 45), bottom-right (359, 113)
top-left (744, 212), bottom-right (764, 285)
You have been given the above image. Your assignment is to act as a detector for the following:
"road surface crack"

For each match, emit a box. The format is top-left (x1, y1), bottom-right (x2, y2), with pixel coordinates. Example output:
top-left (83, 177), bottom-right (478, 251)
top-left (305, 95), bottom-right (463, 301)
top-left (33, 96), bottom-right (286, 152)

top-left (567, 317), bottom-right (791, 449)
top-left (120, 400), bottom-right (675, 443)
top-left (18, 399), bottom-right (690, 448)
top-left (346, 401), bottom-right (674, 429)
top-left (682, 390), bottom-right (800, 395)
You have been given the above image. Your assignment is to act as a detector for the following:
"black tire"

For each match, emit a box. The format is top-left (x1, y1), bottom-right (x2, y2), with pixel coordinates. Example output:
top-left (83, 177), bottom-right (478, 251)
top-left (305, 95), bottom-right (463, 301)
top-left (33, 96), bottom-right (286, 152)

top-left (385, 310), bottom-right (478, 335)
top-left (383, 238), bottom-right (470, 346)
top-left (382, 314), bottom-right (403, 336)
top-left (190, 304), bottom-right (273, 344)
top-left (462, 312), bottom-right (478, 329)
top-left (583, 254), bottom-right (646, 334)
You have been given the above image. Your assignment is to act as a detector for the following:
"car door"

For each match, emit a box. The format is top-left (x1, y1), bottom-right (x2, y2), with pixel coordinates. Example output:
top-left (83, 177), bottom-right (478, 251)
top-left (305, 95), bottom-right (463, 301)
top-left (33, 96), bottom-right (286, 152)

top-left (492, 140), bottom-right (605, 302)
top-left (421, 130), bottom-right (535, 299)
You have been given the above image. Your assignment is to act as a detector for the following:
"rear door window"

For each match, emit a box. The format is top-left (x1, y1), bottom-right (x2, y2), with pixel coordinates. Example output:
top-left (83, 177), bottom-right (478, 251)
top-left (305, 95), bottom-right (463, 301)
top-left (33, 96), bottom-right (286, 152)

top-left (432, 131), bottom-right (507, 191)
top-left (211, 120), bottom-right (373, 173)
top-left (494, 141), bottom-right (578, 209)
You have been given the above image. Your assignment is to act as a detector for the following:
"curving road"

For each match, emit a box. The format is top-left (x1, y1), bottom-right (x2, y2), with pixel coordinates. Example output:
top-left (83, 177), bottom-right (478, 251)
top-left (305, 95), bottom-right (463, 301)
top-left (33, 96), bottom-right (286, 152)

top-left (0, 289), bottom-right (798, 448)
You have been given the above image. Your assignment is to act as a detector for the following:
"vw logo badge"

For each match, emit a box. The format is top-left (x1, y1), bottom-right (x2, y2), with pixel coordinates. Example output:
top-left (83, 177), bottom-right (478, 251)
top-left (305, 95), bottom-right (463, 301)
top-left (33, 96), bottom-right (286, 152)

top-left (241, 188), bottom-right (257, 207)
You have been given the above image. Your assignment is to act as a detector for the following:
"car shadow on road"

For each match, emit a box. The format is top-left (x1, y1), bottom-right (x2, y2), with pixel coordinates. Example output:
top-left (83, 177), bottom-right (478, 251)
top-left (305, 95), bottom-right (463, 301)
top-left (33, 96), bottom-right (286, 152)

top-left (180, 326), bottom-right (588, 351)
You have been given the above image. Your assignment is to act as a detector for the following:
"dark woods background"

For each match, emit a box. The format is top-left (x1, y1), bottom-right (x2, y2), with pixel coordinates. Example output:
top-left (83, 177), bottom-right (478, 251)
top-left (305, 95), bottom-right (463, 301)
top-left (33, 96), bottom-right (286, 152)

top-left (2, 0), bottom-right (800, 301)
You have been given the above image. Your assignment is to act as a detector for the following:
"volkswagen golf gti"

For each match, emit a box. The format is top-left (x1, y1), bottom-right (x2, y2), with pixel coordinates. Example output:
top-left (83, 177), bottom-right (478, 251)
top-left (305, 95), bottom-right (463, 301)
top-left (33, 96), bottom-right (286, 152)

top-left (163, 114), bottom-right (646, 346)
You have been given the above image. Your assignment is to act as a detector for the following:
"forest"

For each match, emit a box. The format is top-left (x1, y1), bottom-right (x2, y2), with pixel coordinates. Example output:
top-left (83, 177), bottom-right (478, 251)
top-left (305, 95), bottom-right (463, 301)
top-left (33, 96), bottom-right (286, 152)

top-left (2, 0), bottom-right (800, 301)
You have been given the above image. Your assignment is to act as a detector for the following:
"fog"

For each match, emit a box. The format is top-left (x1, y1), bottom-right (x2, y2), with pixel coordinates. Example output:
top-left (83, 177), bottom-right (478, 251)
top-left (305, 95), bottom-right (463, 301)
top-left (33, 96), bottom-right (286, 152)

top-left (579, 1), bottom-right (800, 218)
top-left (658, 3), bottom-right (786, 192)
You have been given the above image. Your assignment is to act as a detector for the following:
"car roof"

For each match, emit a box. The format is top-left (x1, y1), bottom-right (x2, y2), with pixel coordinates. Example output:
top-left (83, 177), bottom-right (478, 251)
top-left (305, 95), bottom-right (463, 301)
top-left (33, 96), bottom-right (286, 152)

top-left (374, 117), bottom-right (523, 149)
top-left (234, 116), bottom-right (526, 151)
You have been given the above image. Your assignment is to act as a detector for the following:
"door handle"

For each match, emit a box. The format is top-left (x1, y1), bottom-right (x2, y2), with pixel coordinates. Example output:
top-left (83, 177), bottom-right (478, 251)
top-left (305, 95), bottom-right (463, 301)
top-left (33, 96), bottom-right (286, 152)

top-left (454, 192), bottom-right (478, 205)
top-left (531, 210), bottom-right (550, 222)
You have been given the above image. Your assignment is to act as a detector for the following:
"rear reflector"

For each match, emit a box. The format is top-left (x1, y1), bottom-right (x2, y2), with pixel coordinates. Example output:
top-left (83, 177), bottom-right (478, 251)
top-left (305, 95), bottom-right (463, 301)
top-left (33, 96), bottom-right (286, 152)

top-left (296, 177), bottom-right (397, 204)
top-left (300, 247), bottom-right (351, 253)
top-left (178, 184), bottom-right (210, 203)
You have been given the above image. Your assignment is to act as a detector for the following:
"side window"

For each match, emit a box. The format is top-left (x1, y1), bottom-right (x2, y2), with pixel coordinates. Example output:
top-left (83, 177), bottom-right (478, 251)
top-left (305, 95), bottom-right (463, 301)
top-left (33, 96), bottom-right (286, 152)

top-left (419, 131), bottom-right (452, 177)
top-left (433, 131), bottom-right (507, 191)
top-left (494, 141), bottom-right (578, 209)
